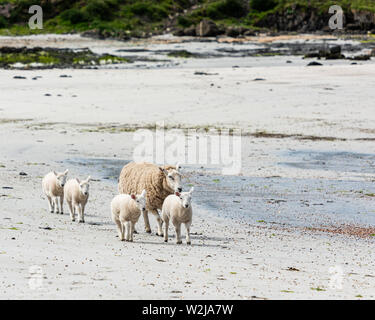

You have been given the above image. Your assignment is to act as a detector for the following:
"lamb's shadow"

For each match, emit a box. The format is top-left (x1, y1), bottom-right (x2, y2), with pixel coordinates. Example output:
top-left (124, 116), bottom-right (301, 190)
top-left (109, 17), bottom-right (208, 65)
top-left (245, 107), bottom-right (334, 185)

top-left (131, 240), bottom-right (222, 248)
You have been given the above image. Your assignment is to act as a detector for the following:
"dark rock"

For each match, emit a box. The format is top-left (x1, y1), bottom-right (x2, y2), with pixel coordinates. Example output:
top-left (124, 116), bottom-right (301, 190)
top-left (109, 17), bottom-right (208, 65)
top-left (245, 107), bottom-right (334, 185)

top-left (195, 20), bottom-right (219, 37)
top-left (225, 27), bottom-right (240, 38)
top-left (19, 172), bottom-right (27, 176)
top-left (13, 76), bottom-right (26, 79)
top-left (307, 61), bottom-right (323, 66)
top-left (330, 45), bottom-right (341, 55)
top-left (349, 54), bottom-right (371, 61)
top-left (184, 25), bottom-right (196, 36)
top-left (243, 30), bottom-right (256, 36)
top-left (173, 28), bottom-right (185, 37)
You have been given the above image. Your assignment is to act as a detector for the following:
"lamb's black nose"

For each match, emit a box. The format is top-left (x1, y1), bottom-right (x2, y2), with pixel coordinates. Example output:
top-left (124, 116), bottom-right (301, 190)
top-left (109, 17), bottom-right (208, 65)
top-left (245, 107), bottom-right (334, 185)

top-left (184, 204), bottom-right (188, 208)
top-left (178, 187), bottom-right (182, 192)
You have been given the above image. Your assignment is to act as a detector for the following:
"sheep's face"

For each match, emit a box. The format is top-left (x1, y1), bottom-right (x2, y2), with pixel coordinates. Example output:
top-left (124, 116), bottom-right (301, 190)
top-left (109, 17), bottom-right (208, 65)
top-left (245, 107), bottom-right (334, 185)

top-left (54, 169), bottom-right (68, 187)
top-left (77, 176), bottom-right (91, 196)
top-left (132, 189), bottom-right (147, 212)
top-left (160, 164), bottom-right (182, 193)
top-left (176, 187), bottom-right (194, 209)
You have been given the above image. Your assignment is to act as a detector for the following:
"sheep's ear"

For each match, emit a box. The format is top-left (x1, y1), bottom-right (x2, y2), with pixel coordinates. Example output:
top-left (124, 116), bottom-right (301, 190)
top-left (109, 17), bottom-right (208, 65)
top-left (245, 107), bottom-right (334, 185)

top-left (159, 167), bottom-right (167, 175)
top-left (64, 169), bottom-right (69, 175)
top-left (141, 189), bottom-right (146, 197)
top-left (131, 194), bottom-right (136, 200)
top-left (76, 178), bottom-right (80, 183)
top-left (176, 162), bottom-right (181, 172)
top-left (86, 175), bottom-right (91, 182)
top-left (189, 187), bottom-right (194, 194)
top-left (175, 192), bottom-right (180, 197)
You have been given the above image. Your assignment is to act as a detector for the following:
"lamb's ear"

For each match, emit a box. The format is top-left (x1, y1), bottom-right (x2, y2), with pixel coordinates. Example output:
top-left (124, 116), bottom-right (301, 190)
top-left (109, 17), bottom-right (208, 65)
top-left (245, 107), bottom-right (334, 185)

top-left (64, 169), bottom-right (69, 175)
top-left (189, 187), bottom-right (194, 194)
top-left (131, 194), bottom-right (136, 200)
top-left (86, 175), bottom-right (91, 182)
top-left (141, 189), bottom-right (146, 197)
top-left (53, 171), bottom-right (57, 176)
top-left (76, 178), bottom-right (80, 183)
top-left (159, 167), bottom-right (167, 175)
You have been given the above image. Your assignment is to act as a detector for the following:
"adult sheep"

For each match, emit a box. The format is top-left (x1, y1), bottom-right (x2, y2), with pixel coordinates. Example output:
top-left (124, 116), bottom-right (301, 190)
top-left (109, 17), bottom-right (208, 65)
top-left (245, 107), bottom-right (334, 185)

top-left (118, 162), bottom-right (182, 236)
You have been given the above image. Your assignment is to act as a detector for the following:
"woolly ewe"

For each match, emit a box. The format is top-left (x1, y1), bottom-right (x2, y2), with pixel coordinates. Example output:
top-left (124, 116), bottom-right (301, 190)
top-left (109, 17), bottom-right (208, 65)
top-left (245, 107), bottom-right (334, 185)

top-left (64, 176), bottom-right (91, 223)
top-left (111, 190), bottom-right (147, 242)
top-left (118, 162), bottom-right (182, 236)
top-left (162, 187), bottom-right (194, 245)
top-left (42, 170), bottom-right (68, 214)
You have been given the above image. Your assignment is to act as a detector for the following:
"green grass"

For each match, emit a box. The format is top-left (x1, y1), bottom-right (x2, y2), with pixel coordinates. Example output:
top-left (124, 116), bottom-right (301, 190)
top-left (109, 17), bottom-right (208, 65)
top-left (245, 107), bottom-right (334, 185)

top-left (1, 0), bottom-right (375, 36)
top-left (0, 47), bottom-right (129, 69)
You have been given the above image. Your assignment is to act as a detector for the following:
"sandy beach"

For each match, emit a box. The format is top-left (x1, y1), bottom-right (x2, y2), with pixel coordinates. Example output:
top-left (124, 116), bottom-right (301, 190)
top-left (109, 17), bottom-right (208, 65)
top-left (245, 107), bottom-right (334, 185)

top-left (1, 34), bottom-right (375, 299)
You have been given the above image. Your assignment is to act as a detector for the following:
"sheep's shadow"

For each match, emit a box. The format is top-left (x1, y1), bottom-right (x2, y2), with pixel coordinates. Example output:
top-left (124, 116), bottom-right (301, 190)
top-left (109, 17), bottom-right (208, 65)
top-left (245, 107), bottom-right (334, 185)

top-left (129, 240), bottom-right (222, 248)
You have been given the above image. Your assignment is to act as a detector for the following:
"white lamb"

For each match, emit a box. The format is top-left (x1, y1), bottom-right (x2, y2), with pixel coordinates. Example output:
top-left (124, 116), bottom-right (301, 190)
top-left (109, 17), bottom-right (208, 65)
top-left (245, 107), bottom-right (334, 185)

top-left (42, 170), bottom-right (69, 214)
top-left (64, 176), bottom-right (91, 223)
top-left (111, 190), bottom-right (147, 242)
top-left (162, 187), bottom-right (194, 245)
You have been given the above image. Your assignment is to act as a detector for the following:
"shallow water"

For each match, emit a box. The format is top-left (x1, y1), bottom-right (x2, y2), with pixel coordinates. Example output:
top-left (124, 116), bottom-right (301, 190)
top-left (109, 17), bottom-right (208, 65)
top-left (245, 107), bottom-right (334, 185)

top-left (280, 150), bottom-right (375, 174)
top-left (63, 156), bottom-right (375, 230)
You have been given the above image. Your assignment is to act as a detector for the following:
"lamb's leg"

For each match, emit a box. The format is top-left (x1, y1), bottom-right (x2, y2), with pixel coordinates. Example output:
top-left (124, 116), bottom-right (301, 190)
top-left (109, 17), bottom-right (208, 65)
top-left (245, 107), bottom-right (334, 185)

top-left (59, 196), bottom-right (64, 215)
top-left (74, 204), bottom-right (80, 222)
top-left (150, 210), bottom-right (163, 237)
top-left (143, 211), bottom-right (151, 233)
top-left (53, 197), bottom-right (59, 214)
top-left (115, 219), bottom-right (124, 241)
top-left (125, 221), bottom-right (131, 241)
top-left (163, 218), bottom-right (169, 243)
top-left (78, 204), bottom-right (84, 223)
top-left (47, 196), bottom-right (53, 213)
top-left (81, 204), bottom-right (86, 223)
top-left (130, 221), bottom-right (135, 242)
top-left (185, 221), bottom-right (191, 245)
top-left (175, 223), bottom-right (182, 244)
top-left (68, 201), bottom-right (75, 221)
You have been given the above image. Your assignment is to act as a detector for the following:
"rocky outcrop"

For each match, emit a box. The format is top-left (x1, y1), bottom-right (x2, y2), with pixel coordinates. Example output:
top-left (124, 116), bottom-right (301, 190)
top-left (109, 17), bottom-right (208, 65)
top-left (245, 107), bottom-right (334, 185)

top-left (255, 5), bottom-right (375, 32)
top-left (195, 19), bottom-right (221, 37)
top-left (0, 3), bottom-right (15, 18)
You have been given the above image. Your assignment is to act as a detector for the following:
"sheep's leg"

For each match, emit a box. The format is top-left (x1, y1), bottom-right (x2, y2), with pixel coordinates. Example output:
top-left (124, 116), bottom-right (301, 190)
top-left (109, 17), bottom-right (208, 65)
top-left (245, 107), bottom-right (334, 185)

top-left (175, 223), bottom-right (182, 244)
top-left (68, 201), bottom-right (75, 221)
top-left (185, 221), bottom-right (191, 245)
top-left (150, 210), bottom-right (163, 237)
top-left (74, 204), bottom-right (80, 222)
top-left (125, 221), bottom-right (131, 241)
top-left (163, 218), bottom-right (169, 243)
top-left (78, 204), bottom-right (84, 223)
top-left (129, 221), bottom-right (135, 242)
top-left (53, 197), bottom-right (59, 214)
top-left (47, 196), bottom-right (53, 213)
top-left (59, 196), bottom-right (64, 215)
top-left (81, 204), bottom-right (86, 223)
top-left (115, 219), bottom-right (124, 241)
top-left (143, 211), bottom-right (151, 233)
